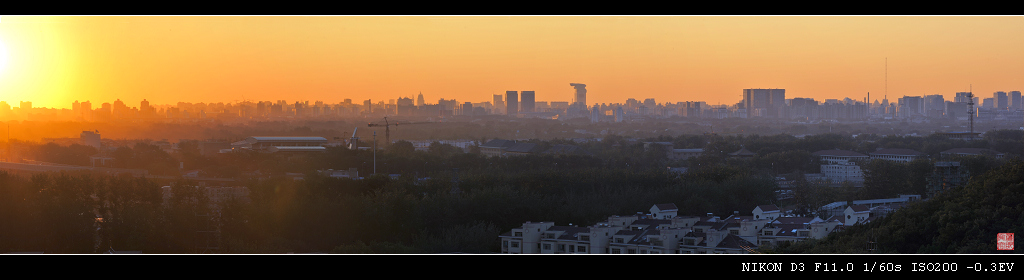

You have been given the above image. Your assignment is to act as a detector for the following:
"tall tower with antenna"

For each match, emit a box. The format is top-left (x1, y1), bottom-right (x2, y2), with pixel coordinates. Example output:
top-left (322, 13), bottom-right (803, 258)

top-left (967, 86), bottom-right (975, 134)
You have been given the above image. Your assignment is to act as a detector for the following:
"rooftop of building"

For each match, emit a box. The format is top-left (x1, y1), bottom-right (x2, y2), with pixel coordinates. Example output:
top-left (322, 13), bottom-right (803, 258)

top-left (769, 224), bottom-right (809, 237)
top-left (480, 139), bottom-right (517, 149)
top-left (716, 234), bottom-right (759, 250)
top-left (813, 149), bottom-right (868, 157)
top-left (870, 148), bottom-right (923, 156)
top-left (505, 142), bottom-right (544, 154)
top-left (848, 205), bottom-right (870, 212)
top-left (267, 146), bottom-right (327, 152)
top-left (756, 204), bottom-right (781, 212)
top-left (672, 148), bottom-right (704, 153)
top-left (245, 136), bottom-right (328, 143)
top-left (542, 144), bottom-right (594, 156)
top-left (940, 148), bottom-right (1005, 156)
top-left (653, 203), bottom-right (678, 211)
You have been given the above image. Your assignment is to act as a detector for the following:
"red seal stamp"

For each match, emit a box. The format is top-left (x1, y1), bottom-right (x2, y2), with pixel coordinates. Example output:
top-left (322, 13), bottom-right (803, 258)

top-left (997, 233), bottom-right (1013, 250)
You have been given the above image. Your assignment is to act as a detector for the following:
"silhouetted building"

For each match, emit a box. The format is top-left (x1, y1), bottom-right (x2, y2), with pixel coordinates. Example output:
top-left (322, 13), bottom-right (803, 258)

top-left (1010, 91), bottom-right (1022, 110)
top-left (923, 95), bottom-right (945, 118)
top-left (81, 131), bottom-right (101, 148)
top-left (742, 89), bottom-right (784, 118)
top-left (493, 94), bottom-right (504, 115)
top-left (898, 96), bottom-right (924, 118)
top-left (506, 91), bottom-right (518, 116)
top-left (681, 101), bottom-right (701, 118)
top-left (994, 91), bottom-right (1008, 110)
top-left (570, 83), bottom-right (587, 106)
top-left (521, 91), bottom-right (535, 113)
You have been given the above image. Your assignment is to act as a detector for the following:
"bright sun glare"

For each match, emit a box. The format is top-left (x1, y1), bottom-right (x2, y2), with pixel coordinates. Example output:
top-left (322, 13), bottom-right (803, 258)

top-left (0, 16), bottom-right (5, 74)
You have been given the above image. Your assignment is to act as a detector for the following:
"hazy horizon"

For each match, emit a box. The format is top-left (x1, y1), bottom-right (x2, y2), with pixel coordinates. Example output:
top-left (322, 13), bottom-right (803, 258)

top-left (1, 16), bottom-right (1022, 109)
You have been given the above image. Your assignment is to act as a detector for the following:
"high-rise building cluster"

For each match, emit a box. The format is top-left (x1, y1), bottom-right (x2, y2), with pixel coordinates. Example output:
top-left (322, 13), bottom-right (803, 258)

top-left (0, 84), bottom-right (1021, 124)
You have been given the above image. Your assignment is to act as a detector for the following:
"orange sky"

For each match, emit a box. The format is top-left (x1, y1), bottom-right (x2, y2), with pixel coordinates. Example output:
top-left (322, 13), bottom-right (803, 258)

top-left (0, 16), bottom-right (1022, 109)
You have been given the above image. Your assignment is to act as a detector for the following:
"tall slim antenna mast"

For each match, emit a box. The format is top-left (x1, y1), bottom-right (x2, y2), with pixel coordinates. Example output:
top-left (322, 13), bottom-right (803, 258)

top-left (373, 131), bottom-right (377, 175)
top-left (967, 85), bottom-right (975, 134)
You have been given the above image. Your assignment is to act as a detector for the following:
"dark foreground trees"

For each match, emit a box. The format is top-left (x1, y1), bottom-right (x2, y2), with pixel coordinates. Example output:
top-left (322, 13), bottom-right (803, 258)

top-left (0, 155), bottom-right (778, 253)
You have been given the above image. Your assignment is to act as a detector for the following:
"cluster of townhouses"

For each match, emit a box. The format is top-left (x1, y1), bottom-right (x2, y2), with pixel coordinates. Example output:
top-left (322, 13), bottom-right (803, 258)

top-left (499, 203), bottom-right (879, 254)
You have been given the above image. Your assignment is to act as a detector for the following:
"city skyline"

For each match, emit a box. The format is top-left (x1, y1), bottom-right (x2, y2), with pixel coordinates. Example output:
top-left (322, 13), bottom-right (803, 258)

top-left (0, 16), bottom-right (1022, 109)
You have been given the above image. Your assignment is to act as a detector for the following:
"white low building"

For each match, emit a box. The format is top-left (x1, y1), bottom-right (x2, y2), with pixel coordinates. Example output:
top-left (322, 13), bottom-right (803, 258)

top-left (813, 150), bottom-right (868, 184)
top-left (500, 203), bottom-right (845, 254)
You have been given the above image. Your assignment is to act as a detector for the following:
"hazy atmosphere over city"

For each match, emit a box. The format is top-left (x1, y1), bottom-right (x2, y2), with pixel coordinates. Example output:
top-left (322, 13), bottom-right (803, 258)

top-left (1, 16), bottom-right (1023, 108)
top-left (0, 16), bottom-right (1021, 258)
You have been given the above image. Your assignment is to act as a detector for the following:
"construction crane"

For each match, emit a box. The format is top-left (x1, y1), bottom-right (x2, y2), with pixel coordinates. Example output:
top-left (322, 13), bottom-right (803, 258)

top-left (348, 127), bottom-right (359, 150)
top-left (367, 117), bottom-right (433, 145)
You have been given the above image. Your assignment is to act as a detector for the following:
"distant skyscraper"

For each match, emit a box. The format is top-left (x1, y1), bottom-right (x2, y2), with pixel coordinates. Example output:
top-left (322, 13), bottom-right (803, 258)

top-left (570, 83), bottom-right (587, 106)
top-left (682, 101), bottom-right (701, 118)
top-left (742, 89), bottom-right (763, 108)
top-left (81, 101), bottom-right (92, 117)
top-left (954, 92), bottom-right (972, 103)
top-left (417, 92), bottom-right (425, 107)
top-left (742, 88), bottom-right (784, 118)
top-left (521, 91), bottom-right (535, 113)
top-left (898, 96), bottom-right (924, 118)
top-left (770, 89), bottom-right (785, 107)
top-left (924, 94), bottom-right (945, 118)
top-left (493, 94), bottom-right (505, 115)
top-left (1010, 91), bottom-right (1022, 110)
top-left (506, 91), bottom-right (518, 116)
top-left (994, 91), bottom-right (1008, 110)
top-left (438, 98), bottom-right (457, 116)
